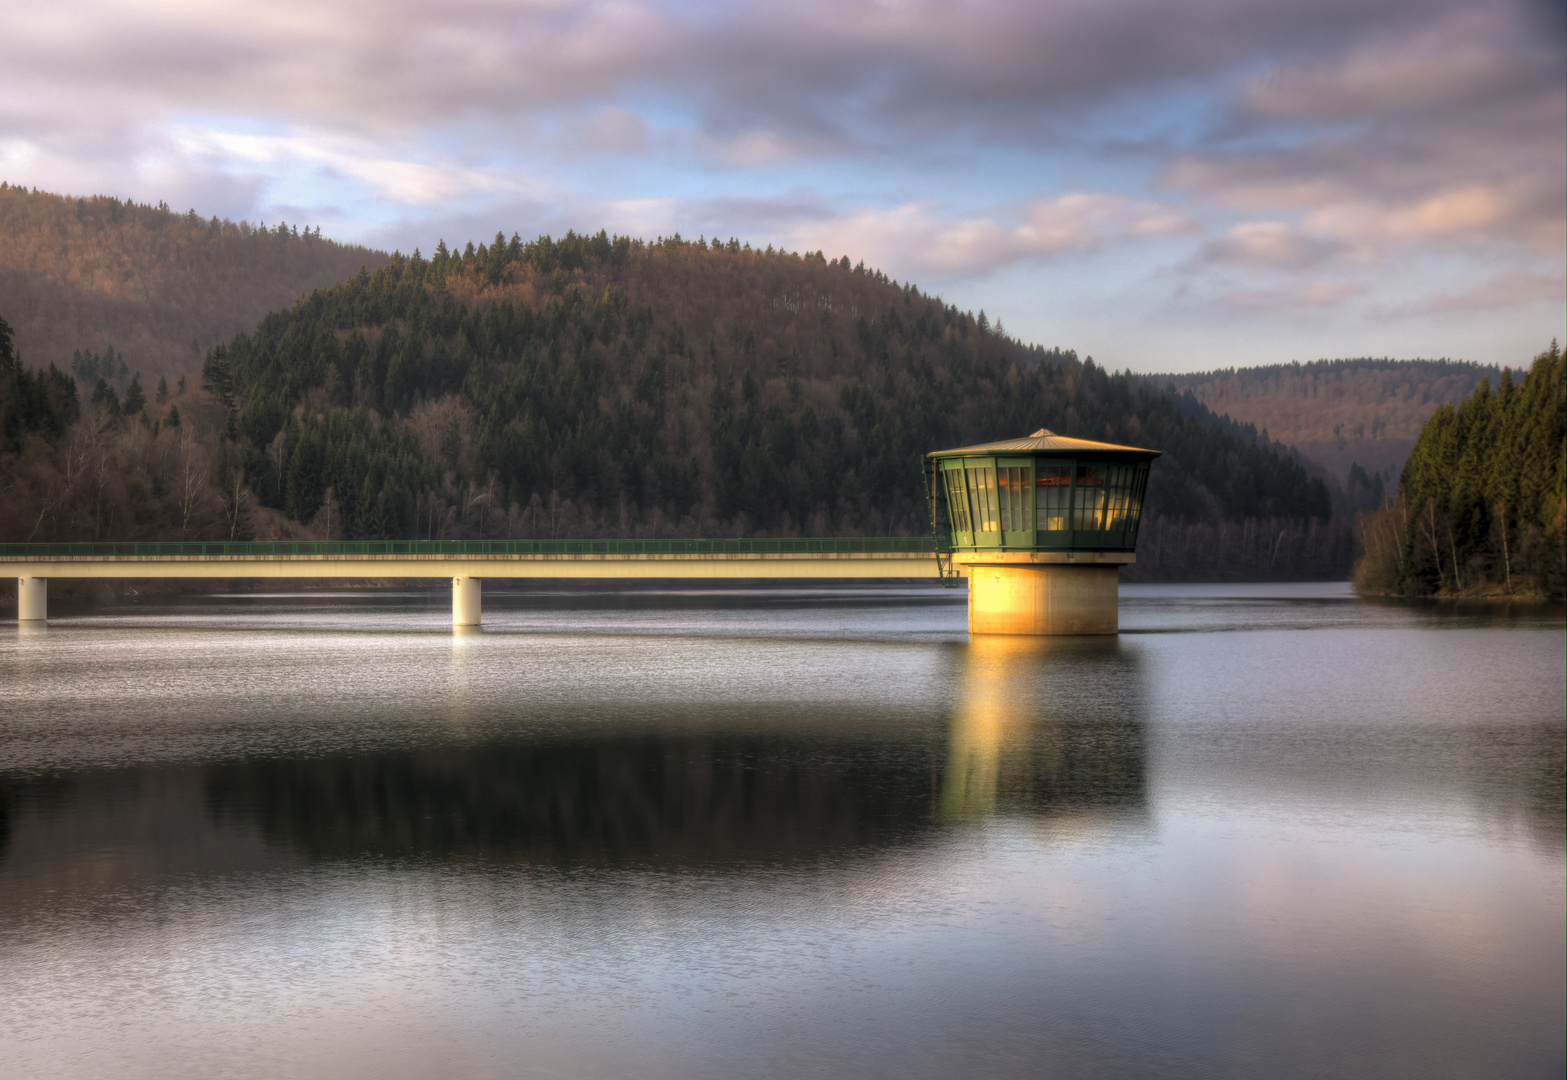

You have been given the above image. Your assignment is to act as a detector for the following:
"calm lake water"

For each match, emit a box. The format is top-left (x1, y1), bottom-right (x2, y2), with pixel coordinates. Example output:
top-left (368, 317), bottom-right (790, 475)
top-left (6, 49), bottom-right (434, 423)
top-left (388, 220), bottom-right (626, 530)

top-left (1, 582), bottom-right (1562, 1079)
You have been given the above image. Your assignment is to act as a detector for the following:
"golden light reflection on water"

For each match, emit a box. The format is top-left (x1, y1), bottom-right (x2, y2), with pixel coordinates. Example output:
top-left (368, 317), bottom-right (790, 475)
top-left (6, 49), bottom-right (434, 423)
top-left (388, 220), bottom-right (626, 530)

top-left (940, 635), bottom-right (1148, 827)
top-left (942, 635), bottom-right (1033, 819)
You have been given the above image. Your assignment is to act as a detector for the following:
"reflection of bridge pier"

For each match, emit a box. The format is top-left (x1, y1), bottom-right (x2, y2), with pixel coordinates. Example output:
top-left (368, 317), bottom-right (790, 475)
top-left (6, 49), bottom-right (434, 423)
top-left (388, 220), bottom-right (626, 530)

top-left (941, 634), bottom-right (1149, 825)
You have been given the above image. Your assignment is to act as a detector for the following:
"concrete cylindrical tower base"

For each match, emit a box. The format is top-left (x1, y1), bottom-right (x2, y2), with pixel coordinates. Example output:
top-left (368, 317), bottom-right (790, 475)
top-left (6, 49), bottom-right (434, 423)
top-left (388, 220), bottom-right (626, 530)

top-left (966, 563), bottom-right (1118, 635)
top-left (18, 576), bottom-right (47, 622)
top-left (452, 576), bottom-right (481, 626)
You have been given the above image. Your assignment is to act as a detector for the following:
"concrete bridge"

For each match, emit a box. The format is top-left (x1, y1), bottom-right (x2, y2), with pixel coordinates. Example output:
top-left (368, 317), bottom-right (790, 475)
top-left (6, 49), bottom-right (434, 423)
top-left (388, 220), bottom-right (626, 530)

top-left (6, 429), bottom-right (1160, 634)
top-left (4, 538), bottom-right (960, 626)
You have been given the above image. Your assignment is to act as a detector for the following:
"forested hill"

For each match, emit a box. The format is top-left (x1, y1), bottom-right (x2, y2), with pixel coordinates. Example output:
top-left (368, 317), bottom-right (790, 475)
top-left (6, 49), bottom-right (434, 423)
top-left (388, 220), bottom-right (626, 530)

top-left (1, 231), bottom-right (1343, 578)
top-left (0, 183), bottom-right (387, 382)
top-left (1354, 344), bottom-right (1564, 599)
top-left (217, 234), bottom-right (1328, 538)
top-left (1157, 359), bottom-right (1499, 504)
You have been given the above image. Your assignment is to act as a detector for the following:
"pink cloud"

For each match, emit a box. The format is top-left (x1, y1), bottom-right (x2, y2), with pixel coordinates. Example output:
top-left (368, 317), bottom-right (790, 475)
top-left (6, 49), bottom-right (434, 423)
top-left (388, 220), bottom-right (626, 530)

top-left (1414, 270), bottom-right (1565, 313)
top-left (782, 194), bottom-right (1196, 278)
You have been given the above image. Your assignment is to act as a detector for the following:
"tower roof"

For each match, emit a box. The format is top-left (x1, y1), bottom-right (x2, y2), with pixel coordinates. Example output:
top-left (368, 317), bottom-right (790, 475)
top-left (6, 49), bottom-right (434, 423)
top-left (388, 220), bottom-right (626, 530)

top-left (929, 428), bottom-right (1160, 458)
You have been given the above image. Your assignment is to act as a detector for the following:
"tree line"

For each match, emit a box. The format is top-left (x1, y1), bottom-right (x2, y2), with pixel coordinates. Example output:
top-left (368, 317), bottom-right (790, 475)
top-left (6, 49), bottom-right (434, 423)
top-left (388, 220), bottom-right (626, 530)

top-left (1354, 343), bottom-right (1565, 598)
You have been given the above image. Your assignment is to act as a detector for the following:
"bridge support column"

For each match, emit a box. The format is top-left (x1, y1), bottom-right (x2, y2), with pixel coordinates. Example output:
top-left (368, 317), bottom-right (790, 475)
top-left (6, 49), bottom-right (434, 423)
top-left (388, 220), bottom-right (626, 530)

top-left (18, 576), bottom-right (47, 622)
top-left (452, 576), bottom-right (481, 627)
top-left (965, 563), bottom-right (1118, 635)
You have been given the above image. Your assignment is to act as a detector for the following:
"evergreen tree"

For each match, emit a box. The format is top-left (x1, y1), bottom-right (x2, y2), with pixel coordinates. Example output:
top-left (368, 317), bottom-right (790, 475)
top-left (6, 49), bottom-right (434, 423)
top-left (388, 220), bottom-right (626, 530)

top-left (123, 373), bottom-right (146, 415)
top-left (89, 377), bottom-right (121, 418)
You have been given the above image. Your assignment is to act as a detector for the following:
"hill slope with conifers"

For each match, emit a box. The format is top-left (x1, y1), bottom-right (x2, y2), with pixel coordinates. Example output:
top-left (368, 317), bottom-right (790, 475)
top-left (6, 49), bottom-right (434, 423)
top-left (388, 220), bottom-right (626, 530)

top-left (0, 231), bottom-right (1346, 579)
top-left (1354, 344), bottom-right (1565, 599)
top-left (219, 236), bottom-right (1331, 533)
top-left (0, 183), bottom-right (386, 383)
top-left (1158, 359), bottom-right (1500, 510)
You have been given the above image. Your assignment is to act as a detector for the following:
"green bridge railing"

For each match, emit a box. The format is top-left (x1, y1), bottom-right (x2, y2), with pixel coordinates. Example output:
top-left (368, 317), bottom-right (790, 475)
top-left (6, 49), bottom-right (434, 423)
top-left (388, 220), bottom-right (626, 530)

top-left (0, 538), bottom-right (940, 558)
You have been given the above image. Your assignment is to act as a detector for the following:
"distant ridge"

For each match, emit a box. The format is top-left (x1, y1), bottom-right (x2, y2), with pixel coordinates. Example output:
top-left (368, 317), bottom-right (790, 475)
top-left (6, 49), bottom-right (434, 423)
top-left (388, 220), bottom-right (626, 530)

top-left (0, 184), bottom-right (388, 382)
top-left (1154, 358), bottom-right (1502, 498)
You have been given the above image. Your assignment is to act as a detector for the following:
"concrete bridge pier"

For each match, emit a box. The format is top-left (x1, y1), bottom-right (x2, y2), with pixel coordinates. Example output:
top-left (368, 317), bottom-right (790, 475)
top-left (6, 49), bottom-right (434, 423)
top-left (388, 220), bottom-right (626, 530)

top-left (963, 561), bottom-right (1120, 635)
top-left (18, 576), bottom-right (47, 622)
top-left (452, 576), bottom-right (481, 627)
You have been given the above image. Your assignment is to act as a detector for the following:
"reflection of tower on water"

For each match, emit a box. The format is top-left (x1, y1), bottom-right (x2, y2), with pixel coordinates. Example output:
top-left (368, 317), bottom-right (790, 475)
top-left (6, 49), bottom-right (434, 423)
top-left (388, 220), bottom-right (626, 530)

top-left (941, 636), bottom-right (1015, 818)
top-left (940, 634), bottom-right (1149, 827)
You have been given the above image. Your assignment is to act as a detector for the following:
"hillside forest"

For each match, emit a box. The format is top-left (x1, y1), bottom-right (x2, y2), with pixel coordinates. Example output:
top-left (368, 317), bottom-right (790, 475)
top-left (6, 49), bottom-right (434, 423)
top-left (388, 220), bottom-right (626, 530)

top-left (0, 183), bottom-right (386, 383)
top-left (1353, 344), bottom-right (1565, 599)
top-left (1159, 359), bottom-right (1498, 513)
top-left (0, 231), bottom-right (1349, 582)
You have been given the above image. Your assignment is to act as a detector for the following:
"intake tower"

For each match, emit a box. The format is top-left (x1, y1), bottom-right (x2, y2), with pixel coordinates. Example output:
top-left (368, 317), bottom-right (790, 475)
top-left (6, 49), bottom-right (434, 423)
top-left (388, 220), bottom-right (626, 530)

top-left (927, 429), bottom-right (1160, 634)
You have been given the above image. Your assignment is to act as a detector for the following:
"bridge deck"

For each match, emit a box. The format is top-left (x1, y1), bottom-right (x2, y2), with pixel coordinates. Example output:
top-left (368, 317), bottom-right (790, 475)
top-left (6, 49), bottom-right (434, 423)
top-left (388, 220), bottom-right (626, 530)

top-left (2, 538), bottom-right (947, 580)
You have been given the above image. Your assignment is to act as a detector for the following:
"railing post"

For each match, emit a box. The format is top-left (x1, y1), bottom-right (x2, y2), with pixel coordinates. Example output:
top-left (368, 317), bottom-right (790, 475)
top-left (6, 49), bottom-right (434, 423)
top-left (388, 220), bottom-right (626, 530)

top-left (452, 576), bottom-right (481, 627)
top-left (18, 576), bottom-right (46, 622)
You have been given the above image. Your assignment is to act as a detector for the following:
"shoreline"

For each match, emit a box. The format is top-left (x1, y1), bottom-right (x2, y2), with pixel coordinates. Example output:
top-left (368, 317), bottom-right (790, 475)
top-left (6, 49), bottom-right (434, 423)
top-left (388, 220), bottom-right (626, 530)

top-left (1352, 585), bottom-right (1563, 603)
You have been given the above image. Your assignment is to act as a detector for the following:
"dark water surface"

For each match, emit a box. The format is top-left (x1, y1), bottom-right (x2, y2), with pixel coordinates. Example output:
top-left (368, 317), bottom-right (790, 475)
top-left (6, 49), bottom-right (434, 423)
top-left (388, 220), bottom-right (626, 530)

top-left (1, 583), bottom-right (1562, 1079)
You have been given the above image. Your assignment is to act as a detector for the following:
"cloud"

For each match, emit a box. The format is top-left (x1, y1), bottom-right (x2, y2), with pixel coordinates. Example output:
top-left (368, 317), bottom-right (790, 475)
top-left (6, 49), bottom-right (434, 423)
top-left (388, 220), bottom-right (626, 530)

top-left (5, 2), bottom-right (1557, 202)
top-left (1167, 4), bottom-right (1564, 258)
top-left (1218, 280), bottom-right (1363, 310)
top-left (1238, 6), bottom-right (1552, 122)
top-left (1409, 270), bottom-right (1566, 313)
top-left (1195, 222), bottom-right (1340, 269)
top-left (573, 109), bottom-right (651, 156)
top-left (698, 128), bottom-right (848, 167)
top-left (174, 129), bottom-right (548, 207)
top-left (0, 0), bottom-right (1494, 150)
top-left (782, 194), bottom-right (1195, 278)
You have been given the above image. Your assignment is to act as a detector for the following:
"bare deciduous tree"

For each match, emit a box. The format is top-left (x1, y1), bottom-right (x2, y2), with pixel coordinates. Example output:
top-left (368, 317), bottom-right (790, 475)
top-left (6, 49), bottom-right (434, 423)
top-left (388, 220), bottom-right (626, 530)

top-left (177, 424), bottom-right (207, 537)
top-left (225, 468), bottom-right (250, 540)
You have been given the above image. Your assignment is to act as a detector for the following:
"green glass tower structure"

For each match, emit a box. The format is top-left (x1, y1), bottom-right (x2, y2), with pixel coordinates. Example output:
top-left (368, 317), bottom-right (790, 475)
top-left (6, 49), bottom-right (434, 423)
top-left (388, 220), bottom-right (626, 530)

top-left (925, 429), bottom-right (1161, 634)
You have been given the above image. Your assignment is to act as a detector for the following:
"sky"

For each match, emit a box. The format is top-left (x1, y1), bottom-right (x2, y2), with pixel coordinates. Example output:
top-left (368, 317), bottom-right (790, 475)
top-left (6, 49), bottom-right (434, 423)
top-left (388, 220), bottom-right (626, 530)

top-left (2, 0), bottom-right (1562, 373)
